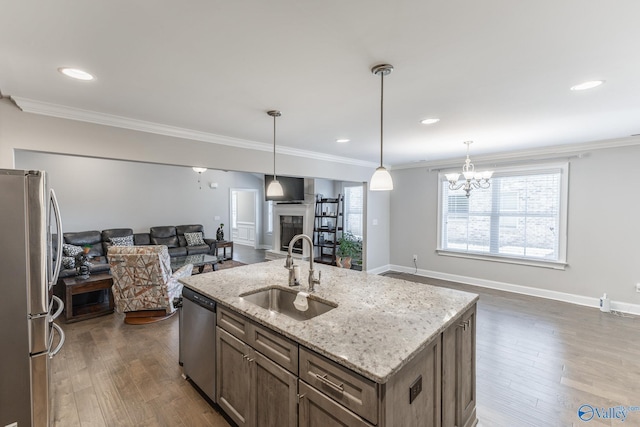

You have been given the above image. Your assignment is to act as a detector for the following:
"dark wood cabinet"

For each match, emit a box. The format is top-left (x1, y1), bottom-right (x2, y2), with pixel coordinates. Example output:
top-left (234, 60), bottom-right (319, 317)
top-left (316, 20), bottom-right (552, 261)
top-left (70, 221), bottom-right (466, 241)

top-left (217, 327), bottom-right (251, 427)
top-left (299, 381), bottom-right (373, 427)
top-left (254, 351), bottom-right (298, 427)
top-left (216, 309), bottom-right (298, 427)
top-left (442, 305), bottom-right (477, 427)
top-left (215, 304), bottom-right (477, 427)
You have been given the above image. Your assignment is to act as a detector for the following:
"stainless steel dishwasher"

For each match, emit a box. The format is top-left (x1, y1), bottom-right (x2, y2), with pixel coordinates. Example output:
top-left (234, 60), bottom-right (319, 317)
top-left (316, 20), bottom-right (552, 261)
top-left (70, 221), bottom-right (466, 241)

top-left (181, 287), bottom-right (216, 403)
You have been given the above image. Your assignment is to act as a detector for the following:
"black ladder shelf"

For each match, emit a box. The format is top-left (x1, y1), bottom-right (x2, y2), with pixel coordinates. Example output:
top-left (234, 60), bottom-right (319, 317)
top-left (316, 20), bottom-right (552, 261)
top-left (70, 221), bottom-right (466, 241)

top-left (313, 194), bottom-right (344, 266)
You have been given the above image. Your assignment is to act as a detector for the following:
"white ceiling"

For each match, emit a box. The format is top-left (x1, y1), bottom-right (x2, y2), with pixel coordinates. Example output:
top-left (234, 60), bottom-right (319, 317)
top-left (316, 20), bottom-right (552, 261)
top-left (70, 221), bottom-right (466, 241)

top-left (2, 0), bottom-right (639, 167)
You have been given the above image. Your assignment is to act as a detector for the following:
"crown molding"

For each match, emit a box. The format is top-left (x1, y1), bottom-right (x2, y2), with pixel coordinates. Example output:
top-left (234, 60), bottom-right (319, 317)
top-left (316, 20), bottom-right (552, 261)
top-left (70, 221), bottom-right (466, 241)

top-left (11, 97), bottom-right (378, 168)
top-left (392, 136), bottom-right (640, 171)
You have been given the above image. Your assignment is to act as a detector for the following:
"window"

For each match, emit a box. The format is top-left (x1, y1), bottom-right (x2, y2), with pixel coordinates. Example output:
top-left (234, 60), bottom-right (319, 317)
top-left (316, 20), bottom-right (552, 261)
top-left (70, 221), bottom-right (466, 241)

top-left (437, 163), bottom-right (568, 268)
top-left (231, 191), bottom-right (238, 229)
top-left (266, 200), bottom-right (273, 234)
top-left (344, 185), bottom-right (364, 239)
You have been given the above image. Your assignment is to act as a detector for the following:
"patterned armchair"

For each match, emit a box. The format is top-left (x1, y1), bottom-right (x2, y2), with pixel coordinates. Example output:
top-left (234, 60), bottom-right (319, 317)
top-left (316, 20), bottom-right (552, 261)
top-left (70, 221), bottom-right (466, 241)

top-left (108, 245), bottom-right (193, 324)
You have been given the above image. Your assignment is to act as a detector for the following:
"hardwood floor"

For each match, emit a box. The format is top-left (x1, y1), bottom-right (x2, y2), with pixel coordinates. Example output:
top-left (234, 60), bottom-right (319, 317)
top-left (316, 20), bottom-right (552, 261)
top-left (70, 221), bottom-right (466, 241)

top-left (230, 243), bottom-right (267, 265)
top-left (52, 311), bottom-right (231, 427)
top-left (383, 272), bottom-right (640, 427)
top-left (52, 264), bottom-right (640, 426)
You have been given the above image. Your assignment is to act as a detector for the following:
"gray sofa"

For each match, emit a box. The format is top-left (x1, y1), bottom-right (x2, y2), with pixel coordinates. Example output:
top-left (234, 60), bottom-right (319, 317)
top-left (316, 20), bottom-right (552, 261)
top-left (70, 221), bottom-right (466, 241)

top-left (57, 224), bottom-right (216, 278)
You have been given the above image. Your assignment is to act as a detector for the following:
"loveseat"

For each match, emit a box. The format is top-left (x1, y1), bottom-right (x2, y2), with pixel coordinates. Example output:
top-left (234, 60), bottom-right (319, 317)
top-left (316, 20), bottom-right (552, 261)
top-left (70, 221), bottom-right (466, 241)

top-left (56, 224), bottom-right (216, 279)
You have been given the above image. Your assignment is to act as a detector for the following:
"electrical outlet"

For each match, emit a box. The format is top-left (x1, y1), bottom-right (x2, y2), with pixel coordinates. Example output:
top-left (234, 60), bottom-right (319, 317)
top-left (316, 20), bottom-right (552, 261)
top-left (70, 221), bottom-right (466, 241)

top-left (636, 283), bottom-right (640, 293)
top-left (409, 375), bottom-right (422, 404)
top-left (413, 254), bottom-right (418, 262)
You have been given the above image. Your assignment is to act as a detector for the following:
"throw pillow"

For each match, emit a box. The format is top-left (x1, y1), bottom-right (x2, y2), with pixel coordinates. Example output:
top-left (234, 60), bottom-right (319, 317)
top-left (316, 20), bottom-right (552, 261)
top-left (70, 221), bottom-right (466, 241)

top-left (61, 256), bottom-right (75, 269)
top-left (184, 232), bottom-right (205, 246)
top-left (110, 235), bottom-right (134, 246)
top-left (62, 244), bottom-right (83, 257)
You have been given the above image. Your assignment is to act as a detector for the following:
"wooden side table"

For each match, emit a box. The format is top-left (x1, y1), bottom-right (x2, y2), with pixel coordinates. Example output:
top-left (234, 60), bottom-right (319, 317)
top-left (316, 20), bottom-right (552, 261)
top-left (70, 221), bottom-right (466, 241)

top-left (61, 273), bottom-right (115, 323)
top-left (214, 240), bottom-right (234, 261)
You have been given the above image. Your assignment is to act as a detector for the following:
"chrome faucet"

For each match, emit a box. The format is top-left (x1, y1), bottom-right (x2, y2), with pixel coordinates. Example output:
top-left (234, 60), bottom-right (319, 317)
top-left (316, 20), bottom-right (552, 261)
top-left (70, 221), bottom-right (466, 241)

top-left (285, 234), bottom-right (321, 292)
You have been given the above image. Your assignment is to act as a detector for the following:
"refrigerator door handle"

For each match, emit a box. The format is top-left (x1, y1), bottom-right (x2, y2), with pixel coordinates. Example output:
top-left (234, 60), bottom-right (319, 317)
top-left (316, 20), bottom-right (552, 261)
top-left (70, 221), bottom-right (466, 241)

top-left (49, 188), bottom-right (63, 288)
top-left (49, 322), bottom-right (65, 358)
top-left (50, 295), bottom-right (64, 322)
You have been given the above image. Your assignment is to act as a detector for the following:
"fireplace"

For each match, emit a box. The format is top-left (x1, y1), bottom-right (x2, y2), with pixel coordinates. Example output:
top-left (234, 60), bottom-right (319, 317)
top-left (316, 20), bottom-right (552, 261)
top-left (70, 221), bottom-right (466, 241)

top-left (268, 202), bottom-right (315, 259)
top-left (280, 215), bottom-right (303, 254)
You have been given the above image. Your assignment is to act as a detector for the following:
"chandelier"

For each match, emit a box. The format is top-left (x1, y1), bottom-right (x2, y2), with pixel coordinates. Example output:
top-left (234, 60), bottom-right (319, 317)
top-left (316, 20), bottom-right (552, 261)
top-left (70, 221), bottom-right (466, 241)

top-left (445, 141), bottom-right (493, 197)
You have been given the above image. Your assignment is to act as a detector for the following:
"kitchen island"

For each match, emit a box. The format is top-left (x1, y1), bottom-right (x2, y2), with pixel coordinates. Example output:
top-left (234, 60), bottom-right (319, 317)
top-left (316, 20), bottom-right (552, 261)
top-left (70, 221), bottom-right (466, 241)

top-left (180, 260), bottom-right (479, 427)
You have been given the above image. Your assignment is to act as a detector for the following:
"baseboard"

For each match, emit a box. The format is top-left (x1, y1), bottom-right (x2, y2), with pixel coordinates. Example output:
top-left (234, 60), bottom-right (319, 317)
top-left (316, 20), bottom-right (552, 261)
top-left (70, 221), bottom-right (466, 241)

top-left (387, 264), bottom-right (640, 316)
top-left (366, 264), bottom-right (392, 275)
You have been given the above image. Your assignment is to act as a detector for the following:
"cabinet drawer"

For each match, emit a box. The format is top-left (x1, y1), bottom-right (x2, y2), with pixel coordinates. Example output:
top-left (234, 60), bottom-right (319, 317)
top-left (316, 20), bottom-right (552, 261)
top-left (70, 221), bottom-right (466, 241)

top-left (299, 347), bottom-right (378, 425)
top-left (299, 381), bottom-right (374, 427)
top-left (217, 306), bottom-right (250, 342)
top-left (249, 323), bottom-right (298, 374)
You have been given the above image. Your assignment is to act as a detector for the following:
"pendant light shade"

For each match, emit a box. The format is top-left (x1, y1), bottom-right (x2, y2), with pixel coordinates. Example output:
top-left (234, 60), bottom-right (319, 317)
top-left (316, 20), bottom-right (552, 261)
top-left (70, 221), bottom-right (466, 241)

top-left (370, 64), bottom-right (394, 191)
top-left (266, 110), bottom-right (284, 197)
top-left (267, 180), bottom-right (284, 197)
top-left (370, 166), bottom-right (394, 191)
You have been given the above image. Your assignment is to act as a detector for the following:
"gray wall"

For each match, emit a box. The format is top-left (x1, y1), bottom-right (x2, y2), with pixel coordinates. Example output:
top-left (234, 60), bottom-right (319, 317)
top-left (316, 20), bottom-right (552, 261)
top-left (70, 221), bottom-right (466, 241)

top-left (389, 144), bottom-right (640, 308)
top-left (0, 100), bottom-right (390, 270)
top-left (14, 151), bottom-right (264, 240)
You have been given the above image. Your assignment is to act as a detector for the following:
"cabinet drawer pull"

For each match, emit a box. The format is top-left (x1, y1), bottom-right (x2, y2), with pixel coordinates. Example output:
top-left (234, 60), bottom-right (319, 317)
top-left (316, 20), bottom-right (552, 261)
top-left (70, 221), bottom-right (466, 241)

top-left (297, 393), bottom-right (306, 402)
top-left (315, 373), bottom-right (344, 392)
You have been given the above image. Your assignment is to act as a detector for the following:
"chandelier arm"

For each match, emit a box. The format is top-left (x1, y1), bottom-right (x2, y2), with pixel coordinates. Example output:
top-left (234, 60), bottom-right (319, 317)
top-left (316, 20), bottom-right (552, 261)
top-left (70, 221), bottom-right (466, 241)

top-left (448, 182), bottom-right (466, 191)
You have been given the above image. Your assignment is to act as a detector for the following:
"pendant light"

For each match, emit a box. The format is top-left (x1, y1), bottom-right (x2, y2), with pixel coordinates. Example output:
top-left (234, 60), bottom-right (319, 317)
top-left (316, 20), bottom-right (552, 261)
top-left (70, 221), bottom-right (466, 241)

top-left (266, 110), bottom-right (284, 197)
top-left (370, 64), bottom-right (394, 191)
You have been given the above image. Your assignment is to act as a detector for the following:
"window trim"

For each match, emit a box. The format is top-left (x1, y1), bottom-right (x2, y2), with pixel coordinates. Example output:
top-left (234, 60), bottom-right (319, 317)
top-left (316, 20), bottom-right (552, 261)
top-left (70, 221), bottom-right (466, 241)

top-left (436, 161), bottom-right (569, 269)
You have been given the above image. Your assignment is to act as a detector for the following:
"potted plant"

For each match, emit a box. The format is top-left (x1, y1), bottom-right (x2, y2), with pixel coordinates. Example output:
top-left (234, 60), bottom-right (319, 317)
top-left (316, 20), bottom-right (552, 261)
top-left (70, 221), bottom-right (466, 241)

top-left (336, 232), bottom-right (362, 269)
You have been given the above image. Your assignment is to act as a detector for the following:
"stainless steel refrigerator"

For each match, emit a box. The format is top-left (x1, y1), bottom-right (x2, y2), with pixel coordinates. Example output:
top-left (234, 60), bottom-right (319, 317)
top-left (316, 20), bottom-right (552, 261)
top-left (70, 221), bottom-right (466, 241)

top-left (0, 169), bottom-right (65, 427)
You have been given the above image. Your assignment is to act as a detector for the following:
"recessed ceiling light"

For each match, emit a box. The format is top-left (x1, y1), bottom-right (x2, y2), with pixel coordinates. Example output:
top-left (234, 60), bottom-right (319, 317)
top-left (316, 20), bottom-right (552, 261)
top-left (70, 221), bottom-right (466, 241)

top-left (336, 138), bottom-right (350, 143)
top-left (58, 67), bottom-right (94, 81)
top-left (570, 80), bottom-right (604, 91)
top-left (420, 118), bottom-right (440, 125)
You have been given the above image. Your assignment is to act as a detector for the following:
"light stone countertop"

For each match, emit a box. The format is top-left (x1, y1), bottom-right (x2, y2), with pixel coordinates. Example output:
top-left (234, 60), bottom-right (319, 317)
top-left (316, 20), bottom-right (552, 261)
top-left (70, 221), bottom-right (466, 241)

top-left (180, 259), bottom-right (478, 384)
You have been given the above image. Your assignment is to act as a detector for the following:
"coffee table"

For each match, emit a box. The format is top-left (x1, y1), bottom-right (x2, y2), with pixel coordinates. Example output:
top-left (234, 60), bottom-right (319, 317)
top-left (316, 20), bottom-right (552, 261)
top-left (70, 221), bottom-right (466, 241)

top-left (171, 254), bottom-right (219, 273)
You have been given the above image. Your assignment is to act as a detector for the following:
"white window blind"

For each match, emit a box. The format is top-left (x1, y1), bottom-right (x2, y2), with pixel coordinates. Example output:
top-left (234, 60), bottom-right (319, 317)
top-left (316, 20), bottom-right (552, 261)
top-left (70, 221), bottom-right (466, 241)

top-left (438, 163), bottom-right (568, 267)
top-left (344, 185), bottom-right (364, 239)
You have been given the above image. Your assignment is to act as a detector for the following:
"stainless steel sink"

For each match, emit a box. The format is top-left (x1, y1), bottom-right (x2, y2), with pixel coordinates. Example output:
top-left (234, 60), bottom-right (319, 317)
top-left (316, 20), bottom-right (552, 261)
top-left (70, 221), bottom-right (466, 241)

top-left (240, 287), bottom-right (337, 321)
